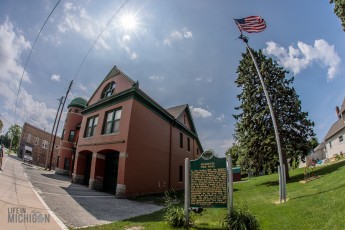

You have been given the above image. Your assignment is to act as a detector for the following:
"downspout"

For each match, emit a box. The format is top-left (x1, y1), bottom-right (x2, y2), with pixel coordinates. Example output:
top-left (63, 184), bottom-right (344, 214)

top-left (168, 122), bottom-right (173, 189)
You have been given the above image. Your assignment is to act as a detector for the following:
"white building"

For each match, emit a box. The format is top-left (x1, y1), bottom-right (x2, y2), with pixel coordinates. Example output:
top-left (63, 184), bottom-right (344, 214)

top-left (323, 98), bottom-right (345, 159)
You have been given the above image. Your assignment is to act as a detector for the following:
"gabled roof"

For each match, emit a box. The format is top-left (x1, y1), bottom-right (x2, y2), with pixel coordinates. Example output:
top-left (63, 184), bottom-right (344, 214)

top-left (166, 104), bottom-right (188, 119)
top-left (86, 66), bottom-right (135, 106)
top-left (323, 118), bottom-right (345, 141)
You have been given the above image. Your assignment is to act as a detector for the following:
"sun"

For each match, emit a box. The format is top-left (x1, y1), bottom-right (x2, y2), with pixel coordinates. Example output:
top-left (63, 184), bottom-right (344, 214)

top-left (119, 13), bottom-right (138, 32)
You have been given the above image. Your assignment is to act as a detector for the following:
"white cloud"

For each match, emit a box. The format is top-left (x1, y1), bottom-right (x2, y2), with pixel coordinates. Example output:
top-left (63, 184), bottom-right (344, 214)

top-left (149, 75), bottom-right (164, 81)
top-left (216, 114), bottom-right (225, 122)
top-left (58, 2), bottom-right (110, 50)
top-left (264, 39), bottom-right (341, 81)
top-left (0, 19), bottom-right (56, 129)
top-left (164, 27), bottom-right (193, 46)
top-left (79, 84), bottom-right (87, 92)
top-left (51, 74), bottom-right (60, 82)
top-left (117, 34), bottom-right (138, 60)
top-left (189, 106), bottom-right (212, 118)
top-left (183, 27), bottom-right (193, 39)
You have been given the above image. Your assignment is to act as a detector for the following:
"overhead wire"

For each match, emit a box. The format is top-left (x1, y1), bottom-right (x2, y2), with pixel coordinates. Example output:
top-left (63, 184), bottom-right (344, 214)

top-left (14, 0), bottom-right (62, 116)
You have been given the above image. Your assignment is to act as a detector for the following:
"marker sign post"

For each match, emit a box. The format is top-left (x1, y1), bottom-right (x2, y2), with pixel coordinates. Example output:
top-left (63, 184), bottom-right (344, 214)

top-left (190, 151), bottom-right (227, 208)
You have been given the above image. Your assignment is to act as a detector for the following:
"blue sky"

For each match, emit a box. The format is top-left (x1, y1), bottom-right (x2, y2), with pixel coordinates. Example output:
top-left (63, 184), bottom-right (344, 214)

top-left (0, 0), bottom-right (344, 155)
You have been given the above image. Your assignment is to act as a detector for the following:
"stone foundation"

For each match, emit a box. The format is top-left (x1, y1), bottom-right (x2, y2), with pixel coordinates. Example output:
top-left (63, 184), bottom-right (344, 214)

top-left (72, 173), bottom-right (84, 184)
top-left (89, 177), bottom-right (104, 190)
top-left (55, 167), bottom-right (71, 176)
top-left (115, 184), bottom-right (126, 198)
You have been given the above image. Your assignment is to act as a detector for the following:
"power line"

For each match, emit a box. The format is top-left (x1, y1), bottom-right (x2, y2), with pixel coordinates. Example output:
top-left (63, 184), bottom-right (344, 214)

top-left (72, 0), bottom-right (130, 81)
top-left (14, 0), bottom-right (62, 116)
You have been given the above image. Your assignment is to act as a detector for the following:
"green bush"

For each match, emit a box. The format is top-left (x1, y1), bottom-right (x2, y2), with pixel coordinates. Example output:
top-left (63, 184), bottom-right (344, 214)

top-left (163, 190), bottom-right (193, 227)
top-left (221, 206), bottom-right (260, 230)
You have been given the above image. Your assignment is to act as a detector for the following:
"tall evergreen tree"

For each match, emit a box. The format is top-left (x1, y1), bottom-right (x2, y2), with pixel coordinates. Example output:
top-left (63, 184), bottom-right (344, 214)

top-left (233, 49), bottom-right (315, 178)
top-left (330, 0), bottom-right (345, 31)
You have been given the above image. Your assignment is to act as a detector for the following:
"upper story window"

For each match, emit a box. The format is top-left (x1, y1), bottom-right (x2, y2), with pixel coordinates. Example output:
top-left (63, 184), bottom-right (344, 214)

top-left (61, 129), bottom-right (65, 140)
top-left (103, 109), bottom-right (122, 134)
top-left (339, 135), bottom-right (344, 143)
top-left (187, 137), bottom-right (191, 151)
top-left (85, 116), bottom-right (98, 137)
top-left (180, 132), bottom-right (183, 148)
top-left (329, 141), bottom-right (332, 149)
top-left (27, 134), bottom-right (31, 142)
top-left (68, 130), bottom-right (75, 142)
top-left (75, 109), bottom-right (79, 113)
top-left (101, 81), bottom-right (116, 99)
top-left (42, 140), bottom-right (49, 149)
top-left (35, 137), bottom-right (39, 145)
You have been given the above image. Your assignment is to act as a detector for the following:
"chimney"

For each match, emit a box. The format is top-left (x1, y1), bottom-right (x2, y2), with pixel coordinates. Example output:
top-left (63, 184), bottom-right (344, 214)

top-left (336, 106), bottom-right (341, 119)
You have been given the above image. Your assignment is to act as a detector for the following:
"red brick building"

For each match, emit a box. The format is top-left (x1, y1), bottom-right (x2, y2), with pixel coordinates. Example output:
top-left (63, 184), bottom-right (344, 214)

top-left (57, 66), bottom-right (203, 197)
top-left (18, 122), bottom-right (60, 168)
top-left (55, 97), bottom-right (87, 176)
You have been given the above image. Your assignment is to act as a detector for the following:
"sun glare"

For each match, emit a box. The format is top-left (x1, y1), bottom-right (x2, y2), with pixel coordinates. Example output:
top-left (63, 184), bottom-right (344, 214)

top-left (119, 13), bottom-right (138, 32)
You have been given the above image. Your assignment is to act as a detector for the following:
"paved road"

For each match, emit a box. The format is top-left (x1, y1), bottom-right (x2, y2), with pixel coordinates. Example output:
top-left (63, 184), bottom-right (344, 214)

top-left (23, 161), bottom-right (163, 228)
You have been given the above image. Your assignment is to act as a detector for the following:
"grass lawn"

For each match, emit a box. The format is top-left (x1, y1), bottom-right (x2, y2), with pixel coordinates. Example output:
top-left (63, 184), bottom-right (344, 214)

top-left (80, 159), bottom-right (345, 230)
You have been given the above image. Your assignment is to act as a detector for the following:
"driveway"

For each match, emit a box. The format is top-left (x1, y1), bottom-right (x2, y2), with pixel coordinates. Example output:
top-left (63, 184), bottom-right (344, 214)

top-left (22, 162), bottom-right (163, 228)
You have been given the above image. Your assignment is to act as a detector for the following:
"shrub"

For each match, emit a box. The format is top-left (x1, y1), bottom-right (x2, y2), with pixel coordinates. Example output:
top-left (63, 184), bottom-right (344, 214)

top-left (163, 189), bottom-right (193, 227)
top-left (221, 206), bottom-right (260, 230)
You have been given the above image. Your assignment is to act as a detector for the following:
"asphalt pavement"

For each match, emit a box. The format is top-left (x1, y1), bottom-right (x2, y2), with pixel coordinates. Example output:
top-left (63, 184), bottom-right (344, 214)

top-left (22, 158), bottom-right (163, 228)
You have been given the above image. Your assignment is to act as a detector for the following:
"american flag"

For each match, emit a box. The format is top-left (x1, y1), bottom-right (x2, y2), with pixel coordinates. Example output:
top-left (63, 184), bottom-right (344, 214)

top-left (234, 16), bottom-right (266, 33)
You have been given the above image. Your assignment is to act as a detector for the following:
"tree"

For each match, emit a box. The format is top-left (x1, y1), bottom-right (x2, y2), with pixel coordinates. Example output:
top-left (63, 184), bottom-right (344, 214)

top-left (6, 124), bottom-right (22, 151)
top-left (0, 119), bottom-right (3, 134)
top-left (233, 49), bottom-right (316, 178)
top-left (330, 0), bottom-right (345, 31)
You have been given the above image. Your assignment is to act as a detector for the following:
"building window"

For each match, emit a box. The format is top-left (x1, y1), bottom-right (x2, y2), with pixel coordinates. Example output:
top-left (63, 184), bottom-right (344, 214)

top-left (187, 137), bottom-right (191, 151)
top-left (85, 116), bottom-right (98, 137)
top-left (69, 108), bottom-right (72, 112)
top-left (35, 137), bottom-right (39, 145)
top-left (27, 134), bottom-right (31, 142)
top-left (103, 109), bottom-right (122, 134)
top-left (184, 114), bottom-right (186, 124)
top-left (64, 158), bottom-right (70, 170)
top-left (75, 109), bottom-right (79, 113)
top-left (197, 148), bottom-right (199, 155)
top-left (56, 156), bottom-right (60, 168)
top-left (42, 140), bottom-right (49, 149)
top-left (68, 130), bottom-right (75, 142)
top-left (339, 135), bottom-right (344, 143)
top-left (180, 133), bottom-right (183, 148)
top-left (101, 81), bottom-right (116, 99)
top-left (179, 165), bottom-right (183, 182)
top-left (329, 141), bottom-right (332, 149)
top-left (61, 129), bottom-right (65, 140)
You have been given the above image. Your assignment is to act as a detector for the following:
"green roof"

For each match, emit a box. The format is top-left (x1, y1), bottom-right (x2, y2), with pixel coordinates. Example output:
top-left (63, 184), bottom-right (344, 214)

top-left (68, 97), bottom-right (87, 109)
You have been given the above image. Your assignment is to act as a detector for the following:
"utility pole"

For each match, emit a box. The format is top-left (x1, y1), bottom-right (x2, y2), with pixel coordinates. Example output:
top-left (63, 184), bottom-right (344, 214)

top-left (48, 80), bottom-right (73, 171)
top-left (45, 96), bottom-right (63, 170)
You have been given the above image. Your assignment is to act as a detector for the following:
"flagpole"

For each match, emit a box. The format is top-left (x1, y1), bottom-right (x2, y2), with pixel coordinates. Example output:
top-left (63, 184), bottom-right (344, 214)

top-left (238, 33), bottom-right (286, 203)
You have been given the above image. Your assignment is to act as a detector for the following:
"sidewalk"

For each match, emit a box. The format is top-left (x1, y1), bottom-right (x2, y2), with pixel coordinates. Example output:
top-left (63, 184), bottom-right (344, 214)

top-left (0, 154), bottom-right (67, 230)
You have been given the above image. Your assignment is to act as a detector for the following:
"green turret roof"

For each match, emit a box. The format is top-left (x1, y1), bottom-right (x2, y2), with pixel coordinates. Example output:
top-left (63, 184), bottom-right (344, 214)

top-left (68, 97), bottom-right (87, 109)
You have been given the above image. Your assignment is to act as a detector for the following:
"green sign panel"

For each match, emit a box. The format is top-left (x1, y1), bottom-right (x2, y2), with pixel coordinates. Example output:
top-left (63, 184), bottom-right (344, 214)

top-left (190, 151), bottom-right (227, 208)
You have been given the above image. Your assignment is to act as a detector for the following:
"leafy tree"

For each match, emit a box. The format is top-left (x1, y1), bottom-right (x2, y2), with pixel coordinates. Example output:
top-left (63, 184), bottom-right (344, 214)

top-left (0, 119), bottom-right (3, 133)
top-left (233, 49), bottom-right (316, 178)
top-left (330, 0), bottom-right (345, 31)
top-left (6, 124), bottom-right (22, 151)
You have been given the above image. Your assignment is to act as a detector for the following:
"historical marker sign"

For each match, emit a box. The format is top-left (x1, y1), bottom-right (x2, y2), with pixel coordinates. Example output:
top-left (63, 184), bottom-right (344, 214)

top-left (190, 151), bottom-right (227, 208)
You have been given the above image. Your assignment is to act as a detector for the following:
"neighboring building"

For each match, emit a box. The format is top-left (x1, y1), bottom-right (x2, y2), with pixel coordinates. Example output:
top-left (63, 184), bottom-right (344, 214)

top-left (59, 66), bottom-right (203, 197)
top-left (312, 142), bottom-right (327, 160)
top-left (323, 98), bottom-right (345, 159)
top-left (18, 122), bottom-right (60, 168)
top-left (55, 97), bottom-right (87, 176)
